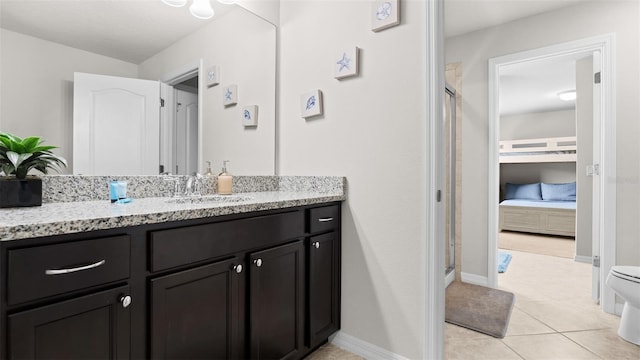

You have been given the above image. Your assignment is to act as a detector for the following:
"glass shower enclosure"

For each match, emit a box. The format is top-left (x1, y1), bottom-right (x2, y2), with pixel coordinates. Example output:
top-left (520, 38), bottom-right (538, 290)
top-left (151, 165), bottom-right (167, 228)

top-left (445, 84), bottom-right (456, 287)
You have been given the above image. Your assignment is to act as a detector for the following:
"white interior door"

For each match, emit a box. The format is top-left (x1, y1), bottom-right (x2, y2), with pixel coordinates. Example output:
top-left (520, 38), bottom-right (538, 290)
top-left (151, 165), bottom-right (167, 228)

top-left (175, 89), bottom-right (198, 175)
top-left (73, 72), bottom-right (160, 175)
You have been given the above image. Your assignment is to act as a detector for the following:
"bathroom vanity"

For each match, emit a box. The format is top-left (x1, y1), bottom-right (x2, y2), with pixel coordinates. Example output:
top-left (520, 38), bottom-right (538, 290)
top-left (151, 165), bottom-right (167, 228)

top-left (0, 176), bottom-right (345, 360)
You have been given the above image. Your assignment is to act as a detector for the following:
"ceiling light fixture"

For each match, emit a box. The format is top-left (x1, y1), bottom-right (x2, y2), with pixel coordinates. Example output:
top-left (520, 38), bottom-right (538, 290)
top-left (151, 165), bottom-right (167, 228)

top-left (161, 0), bottom-right (214, 20)
top-left (190, 0), bottom-right (215, 19)
top-left (557, 90), bottom-right (577, 101)
top-left (161, 0), bottom-right (188, 7)
top-left (217, 0), bottom-right (237, 4)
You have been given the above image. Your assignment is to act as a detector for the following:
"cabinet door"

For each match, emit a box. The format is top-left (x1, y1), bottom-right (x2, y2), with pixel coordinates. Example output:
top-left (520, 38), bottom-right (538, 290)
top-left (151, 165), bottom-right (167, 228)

top-left (250, 241), bottom-right (304, 360)
top-left (150, 258), bottom-right (244, 360)
top-left (308, 232), bottom-right (341, 348)
top-left (8, 285), bottom-right (131, 360)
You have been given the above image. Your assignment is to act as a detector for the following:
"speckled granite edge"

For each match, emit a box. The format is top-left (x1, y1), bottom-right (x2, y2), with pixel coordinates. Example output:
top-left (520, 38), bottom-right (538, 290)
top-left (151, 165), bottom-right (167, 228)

top-left (277, 176), bottom-right (346, 193)
top-left (41, 175), bottom-right (325, 203)
top-left (0, 192), bottom-right (345, 241)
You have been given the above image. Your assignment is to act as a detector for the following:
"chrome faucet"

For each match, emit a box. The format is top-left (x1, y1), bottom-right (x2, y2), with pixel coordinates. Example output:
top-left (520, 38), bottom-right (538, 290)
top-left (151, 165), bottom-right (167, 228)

top-left (185, 173), bottom-right (203, 196)
top-left (163, 176), bottom-right (182, 198)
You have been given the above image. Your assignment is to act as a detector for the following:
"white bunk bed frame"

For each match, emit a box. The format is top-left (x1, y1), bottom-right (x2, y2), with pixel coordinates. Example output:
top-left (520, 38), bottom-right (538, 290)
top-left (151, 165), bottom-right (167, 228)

top-left (499, 136), bottom-right (577, 237)
top-left (499, 136), bottom-right (577, 163)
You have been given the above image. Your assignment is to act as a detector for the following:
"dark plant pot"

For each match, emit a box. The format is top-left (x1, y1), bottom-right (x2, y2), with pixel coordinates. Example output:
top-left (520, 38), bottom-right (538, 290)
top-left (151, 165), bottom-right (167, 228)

top-left (0, 177), bottom-right (42, 208)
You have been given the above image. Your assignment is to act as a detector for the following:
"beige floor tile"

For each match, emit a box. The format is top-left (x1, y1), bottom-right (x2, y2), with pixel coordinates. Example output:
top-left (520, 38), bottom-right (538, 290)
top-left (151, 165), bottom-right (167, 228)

top-left (446, 337), bottom-right (523, 360)
top-left (516, 300), bottom-right (613, 333)
top-left (502, 333), bottom-right (600, 360)
top-left (445, 322), bottom-right (494, 341)
top-left (564, 328), bottom-right (640, 360)
top-left (304, 343), bottom-right (364, 360)
top-left (505, 308), bottom-right (555, 336)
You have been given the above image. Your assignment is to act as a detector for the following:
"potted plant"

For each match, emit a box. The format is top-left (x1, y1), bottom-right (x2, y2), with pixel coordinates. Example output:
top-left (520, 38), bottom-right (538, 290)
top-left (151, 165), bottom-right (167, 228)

top-left (0, 132), bottom-right (67, 208)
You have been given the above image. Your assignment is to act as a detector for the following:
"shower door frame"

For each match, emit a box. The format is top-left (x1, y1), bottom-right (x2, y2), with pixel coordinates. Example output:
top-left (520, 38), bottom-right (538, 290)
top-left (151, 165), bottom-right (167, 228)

top-left (445, 84), bottom-right (457, 287)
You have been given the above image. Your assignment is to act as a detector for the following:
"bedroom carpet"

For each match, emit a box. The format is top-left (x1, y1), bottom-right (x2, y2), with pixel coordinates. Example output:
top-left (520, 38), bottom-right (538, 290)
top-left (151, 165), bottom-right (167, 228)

top-left (445, 281), bottom-right (515, 338)
top-left (498, 231), bottom-right (574, 258)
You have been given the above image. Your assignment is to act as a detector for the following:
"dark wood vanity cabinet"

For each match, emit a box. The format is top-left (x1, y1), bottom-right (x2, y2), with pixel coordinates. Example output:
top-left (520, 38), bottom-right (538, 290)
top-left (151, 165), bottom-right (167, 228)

top-left (0, 202), bottom-right (341, 360)
top-left (8, 285), bottom-right (131, 360)
top-left (249, 241), bottom-right (305, 360)
top-left (150, 257), bottom-right (244, 360)
top-left (307, 205), bottom-right (341, 349)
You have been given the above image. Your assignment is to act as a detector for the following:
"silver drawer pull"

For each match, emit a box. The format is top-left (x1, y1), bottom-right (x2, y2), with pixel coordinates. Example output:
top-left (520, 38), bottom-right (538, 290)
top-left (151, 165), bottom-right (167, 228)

top-left (318, 217), bottom-right (334, 223)
top-left (45, 259), bottom-right (106, 275)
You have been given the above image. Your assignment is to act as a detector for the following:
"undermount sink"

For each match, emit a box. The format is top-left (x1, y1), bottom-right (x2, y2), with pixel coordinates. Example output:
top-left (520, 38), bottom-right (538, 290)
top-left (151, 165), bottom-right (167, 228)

top-left (165, 194), bottom-right (253, 204)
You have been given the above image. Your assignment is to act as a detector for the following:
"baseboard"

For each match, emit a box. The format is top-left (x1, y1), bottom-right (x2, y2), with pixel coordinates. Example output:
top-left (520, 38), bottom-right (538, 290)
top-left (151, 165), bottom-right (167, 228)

top-left (445, 270), bottom-right (456, 287)
top-left (461, 272), bottom-right (489, 286)
top-left (574, 255), bottom-right (591, 264)
top-left (330, 331), bottom-right (411, 360)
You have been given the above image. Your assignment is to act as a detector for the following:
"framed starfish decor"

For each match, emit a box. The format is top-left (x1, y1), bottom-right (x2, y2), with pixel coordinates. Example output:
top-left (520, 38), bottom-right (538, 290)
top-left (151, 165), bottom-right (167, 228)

top-left (371, 0), bottom-right (400, 32)
top-left (223, 84), bottom-right (237, 106)
top-left (300, 90), bottom-right (323, 119)
top-left (242, 105), bottom-right (258, 127)
top-left (206, 65), bottom-right (220, 87)
top-left (334, 47), bottom-right (359, 80)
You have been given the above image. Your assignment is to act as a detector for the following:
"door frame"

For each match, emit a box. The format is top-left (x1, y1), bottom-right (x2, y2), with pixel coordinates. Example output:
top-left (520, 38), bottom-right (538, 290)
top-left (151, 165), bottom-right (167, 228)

top-left (160, 59), bottom-right (204, 174)
top-left (425, 0), bottom-right (445, 359)
top-left (487, 34), bottom-right (617, 314)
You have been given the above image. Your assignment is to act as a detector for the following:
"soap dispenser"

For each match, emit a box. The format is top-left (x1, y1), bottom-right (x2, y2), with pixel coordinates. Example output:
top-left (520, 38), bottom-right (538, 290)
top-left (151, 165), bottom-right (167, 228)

top-left (217, 160), bottom-right (233, 195)
top-left (204, 161), bottom-right (214, 176)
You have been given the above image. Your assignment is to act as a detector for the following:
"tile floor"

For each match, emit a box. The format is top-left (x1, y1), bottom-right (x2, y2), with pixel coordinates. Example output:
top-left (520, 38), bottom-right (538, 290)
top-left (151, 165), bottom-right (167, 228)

top-left (446, 249), bottom-right (640, 359)
top-left (310, 248), bottom-right (640, 359)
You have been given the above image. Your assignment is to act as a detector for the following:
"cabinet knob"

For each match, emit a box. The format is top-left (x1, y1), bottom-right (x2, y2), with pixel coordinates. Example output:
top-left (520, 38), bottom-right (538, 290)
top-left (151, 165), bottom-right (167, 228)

top-left (313, 241), bottom-right (320, 249)
top-left (120, 295), bottom-right (132, 308)
top-left (254, 258), bottom-right (263, 267)
top-left (233, 264), bottom-right (243, 273)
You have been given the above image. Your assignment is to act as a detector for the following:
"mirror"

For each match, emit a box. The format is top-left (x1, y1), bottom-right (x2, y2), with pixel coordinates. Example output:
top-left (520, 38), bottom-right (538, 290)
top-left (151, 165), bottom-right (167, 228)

top-left (0, 1), bottom-right (277, 176)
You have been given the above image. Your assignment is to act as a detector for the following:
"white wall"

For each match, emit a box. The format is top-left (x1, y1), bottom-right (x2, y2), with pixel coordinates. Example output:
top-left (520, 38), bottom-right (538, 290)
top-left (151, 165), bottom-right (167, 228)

top-left (279, 1), bottom-right (428, 358)
top-left (138, 7), bottom-right (276, 175)
top-left (500, 109), bottom-right (575, 140)
top-left (500, 163), bottom-right (576, 192)
top-left (446, 0), bottom-right (640, 276)
top-left (0, 29), bottom-right (138, 173)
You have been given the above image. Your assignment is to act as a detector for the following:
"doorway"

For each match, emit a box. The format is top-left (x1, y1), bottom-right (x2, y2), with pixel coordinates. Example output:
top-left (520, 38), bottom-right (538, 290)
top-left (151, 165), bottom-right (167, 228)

top-left (488, 34), bottom-right (617, 313)
top-left (160, 61), bottom-right (204, 176)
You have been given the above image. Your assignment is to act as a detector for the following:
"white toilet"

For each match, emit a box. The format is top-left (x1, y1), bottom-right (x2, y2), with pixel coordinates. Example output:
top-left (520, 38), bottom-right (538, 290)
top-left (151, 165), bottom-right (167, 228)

top-left (606, 266), bottom-right (640, 345)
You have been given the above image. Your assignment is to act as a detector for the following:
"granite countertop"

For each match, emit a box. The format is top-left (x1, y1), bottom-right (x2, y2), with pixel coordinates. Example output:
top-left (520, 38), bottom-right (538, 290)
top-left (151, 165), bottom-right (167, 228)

top-left (0, 191), bottom-right (345, 242)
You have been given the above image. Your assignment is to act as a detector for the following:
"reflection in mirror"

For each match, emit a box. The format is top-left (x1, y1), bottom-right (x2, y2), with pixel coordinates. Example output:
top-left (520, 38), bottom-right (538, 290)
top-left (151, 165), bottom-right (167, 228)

top-left (0, 1), bottom-right (276, 176)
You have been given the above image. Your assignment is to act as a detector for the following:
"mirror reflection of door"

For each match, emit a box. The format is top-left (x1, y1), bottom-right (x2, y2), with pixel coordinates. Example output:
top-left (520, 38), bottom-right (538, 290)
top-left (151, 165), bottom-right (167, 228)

top-left (73, 72), bottom-right (160, 175)
top-left (173, 78), bottom-right (199, 176)
top-left (73, 72), bottom-right (200, 175)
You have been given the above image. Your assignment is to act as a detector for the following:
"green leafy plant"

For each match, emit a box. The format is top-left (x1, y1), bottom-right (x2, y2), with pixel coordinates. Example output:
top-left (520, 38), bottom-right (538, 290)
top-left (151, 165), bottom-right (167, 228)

top-left (0, 132), bottom-right (67, 180)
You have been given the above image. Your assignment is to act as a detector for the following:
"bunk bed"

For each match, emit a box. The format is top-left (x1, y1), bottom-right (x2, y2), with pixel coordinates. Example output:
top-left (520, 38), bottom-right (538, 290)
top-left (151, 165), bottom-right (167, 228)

top-left (499, 136), bottom-right (577, 163)
top-left (499, 136), bottom-right (577, 237)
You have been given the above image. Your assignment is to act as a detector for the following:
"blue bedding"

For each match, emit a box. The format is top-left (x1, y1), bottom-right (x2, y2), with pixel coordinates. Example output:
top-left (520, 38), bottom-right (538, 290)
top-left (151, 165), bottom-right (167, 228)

top-left (500, 199), bottom-right (576, 210)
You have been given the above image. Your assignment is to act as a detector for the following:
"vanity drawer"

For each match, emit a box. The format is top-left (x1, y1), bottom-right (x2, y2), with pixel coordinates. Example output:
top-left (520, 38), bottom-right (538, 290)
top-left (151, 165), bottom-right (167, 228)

top-left (7, 235), bottom-right (130, 306)
top-left (149, 210), bottom-right (304, 272)
top-left (308, 205), bottom-right (340, 234)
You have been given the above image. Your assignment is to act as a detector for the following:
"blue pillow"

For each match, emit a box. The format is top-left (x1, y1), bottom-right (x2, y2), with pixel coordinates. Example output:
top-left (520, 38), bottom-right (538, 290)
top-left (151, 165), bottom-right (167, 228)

top-left (504, 183), bottom-right (542, 200)
top-left (541, 182), bottom-right (576, 201)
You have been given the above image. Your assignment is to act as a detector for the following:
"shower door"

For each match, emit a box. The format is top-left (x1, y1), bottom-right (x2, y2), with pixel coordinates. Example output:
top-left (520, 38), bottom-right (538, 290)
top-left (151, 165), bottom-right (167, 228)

top-left (444, 84), bottom-right (456, 286)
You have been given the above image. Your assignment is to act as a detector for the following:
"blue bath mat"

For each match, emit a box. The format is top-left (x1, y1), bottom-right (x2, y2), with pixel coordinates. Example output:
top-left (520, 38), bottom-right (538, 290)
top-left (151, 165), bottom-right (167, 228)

top-left (498, 252), bottom-right (512, 273)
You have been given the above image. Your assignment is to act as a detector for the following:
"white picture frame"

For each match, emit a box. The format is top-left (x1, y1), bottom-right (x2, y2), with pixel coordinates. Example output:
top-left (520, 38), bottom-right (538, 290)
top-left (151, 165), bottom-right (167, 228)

top-left (371, 0), bottom-right (400, 32)
top-left (242, 105), bottom-right (258, 127)
top-left (335, 47), bottom-right (359, 79)
top-left (206, 65), bottom-right (219, 87)
top-left (223, 84), bottom-right (237, 106)
top-left (300, 90), bottom-right (323, 118)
